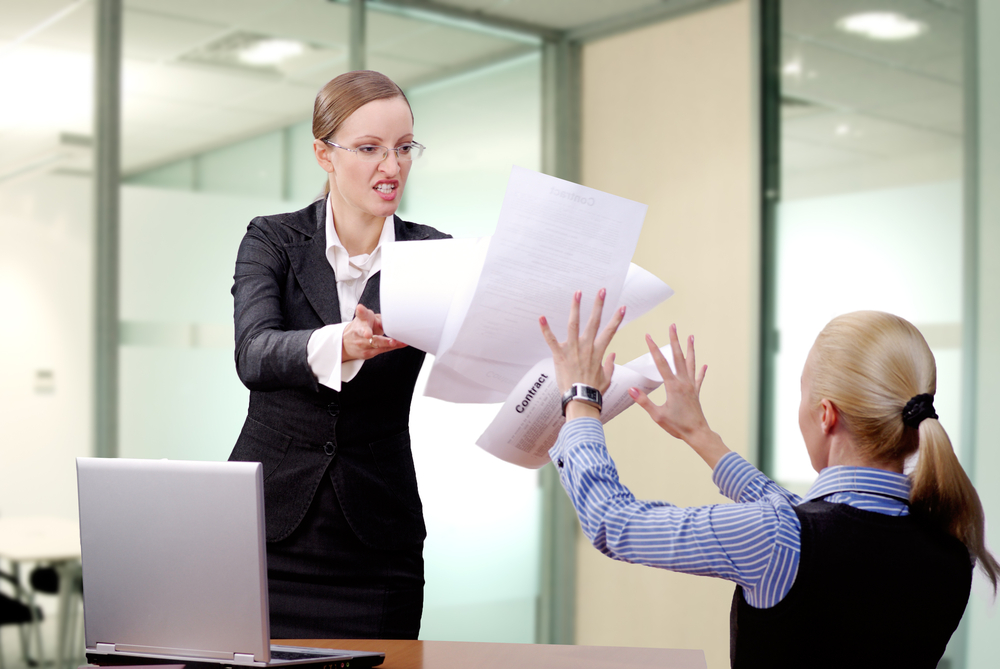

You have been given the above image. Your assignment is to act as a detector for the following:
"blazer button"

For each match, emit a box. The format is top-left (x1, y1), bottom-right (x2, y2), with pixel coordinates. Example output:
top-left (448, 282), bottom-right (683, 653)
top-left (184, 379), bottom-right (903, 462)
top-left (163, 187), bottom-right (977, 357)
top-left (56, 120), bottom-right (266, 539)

top-left (556, 458), bottom-right (564, 469)
top-left (327, 403), bottom-right (339, 417)
top-left (324, 442), bottom-right (335, 456)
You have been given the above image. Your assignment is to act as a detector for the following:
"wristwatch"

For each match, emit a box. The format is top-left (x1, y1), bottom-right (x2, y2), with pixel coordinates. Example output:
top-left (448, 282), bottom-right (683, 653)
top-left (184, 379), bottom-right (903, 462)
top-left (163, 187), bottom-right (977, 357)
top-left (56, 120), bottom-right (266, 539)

top-left (561, 383), bottom-right (603, 416)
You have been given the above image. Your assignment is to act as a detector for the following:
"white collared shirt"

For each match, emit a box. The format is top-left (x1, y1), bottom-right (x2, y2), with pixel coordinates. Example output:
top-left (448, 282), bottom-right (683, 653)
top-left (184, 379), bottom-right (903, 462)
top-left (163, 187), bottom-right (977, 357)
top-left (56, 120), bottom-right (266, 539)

top-left (306, 194), bottom-right (396, 391)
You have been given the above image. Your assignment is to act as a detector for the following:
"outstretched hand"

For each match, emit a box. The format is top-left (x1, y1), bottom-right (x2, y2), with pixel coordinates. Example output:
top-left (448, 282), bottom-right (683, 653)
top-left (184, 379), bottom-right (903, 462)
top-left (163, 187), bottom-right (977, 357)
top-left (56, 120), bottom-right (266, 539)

top-left (342, 304), bottom-right (407, 362)
top-left (627, 324), bottom-right (730, 469)
top-left (539, 289), bottom-right (626, 420)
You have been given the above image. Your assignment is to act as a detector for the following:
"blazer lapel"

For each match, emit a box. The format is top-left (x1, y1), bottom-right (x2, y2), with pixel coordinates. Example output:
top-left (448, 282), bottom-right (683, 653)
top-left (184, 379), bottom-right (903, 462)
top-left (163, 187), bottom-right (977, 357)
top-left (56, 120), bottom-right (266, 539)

top-left (288, 212), bottom-right (426, 325)
top-left (285, 199), bottom-right (344, 325)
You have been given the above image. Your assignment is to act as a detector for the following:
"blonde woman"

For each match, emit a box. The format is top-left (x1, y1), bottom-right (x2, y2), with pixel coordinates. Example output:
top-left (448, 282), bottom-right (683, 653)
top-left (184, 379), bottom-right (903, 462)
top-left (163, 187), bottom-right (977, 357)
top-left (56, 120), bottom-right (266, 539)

top-left (540, 292), bottom-right (998, 668)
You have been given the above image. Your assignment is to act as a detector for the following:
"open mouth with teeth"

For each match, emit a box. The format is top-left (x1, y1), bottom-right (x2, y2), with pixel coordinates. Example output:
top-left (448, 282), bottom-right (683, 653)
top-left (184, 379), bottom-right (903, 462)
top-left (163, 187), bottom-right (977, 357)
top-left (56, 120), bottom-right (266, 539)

top-left (374, 181), bottom-right (399, 201)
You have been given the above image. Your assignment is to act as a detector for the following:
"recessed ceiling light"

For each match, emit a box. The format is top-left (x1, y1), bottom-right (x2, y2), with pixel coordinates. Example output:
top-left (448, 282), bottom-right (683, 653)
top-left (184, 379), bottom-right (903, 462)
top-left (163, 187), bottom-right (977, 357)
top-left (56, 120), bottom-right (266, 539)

top-left (238, 39), bottom-right (305, 66)
top-left (782, 60), bottom-right (803, 77)
top-left (181, 32), bottom-right (311, 72)
top-left (837, 12), bottom-right (927, 41)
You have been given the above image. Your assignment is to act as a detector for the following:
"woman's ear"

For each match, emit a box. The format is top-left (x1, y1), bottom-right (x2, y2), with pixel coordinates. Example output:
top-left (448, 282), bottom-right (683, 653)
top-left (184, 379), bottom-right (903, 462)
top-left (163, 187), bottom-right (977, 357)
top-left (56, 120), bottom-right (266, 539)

top-left (313, 139), bottom-right (335, 174)
top-left (819, 399), bottom-right (839, 435)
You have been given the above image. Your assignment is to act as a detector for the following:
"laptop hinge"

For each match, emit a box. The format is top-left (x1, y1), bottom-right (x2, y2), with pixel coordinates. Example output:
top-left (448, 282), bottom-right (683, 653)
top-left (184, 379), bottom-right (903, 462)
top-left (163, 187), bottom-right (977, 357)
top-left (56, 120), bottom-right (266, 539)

top-left (233, 653), bottom-right (257, 666)
top-left (95, 644), bottom-right (116, 653)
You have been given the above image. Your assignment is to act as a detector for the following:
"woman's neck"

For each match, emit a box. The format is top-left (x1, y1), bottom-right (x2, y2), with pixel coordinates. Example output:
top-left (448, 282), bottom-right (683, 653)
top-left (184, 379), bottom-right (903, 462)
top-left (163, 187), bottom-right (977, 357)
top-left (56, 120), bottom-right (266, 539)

top-left (827, 435), bottom-right (904, 473)
top-left (329, 198), bottom-right (386, 256)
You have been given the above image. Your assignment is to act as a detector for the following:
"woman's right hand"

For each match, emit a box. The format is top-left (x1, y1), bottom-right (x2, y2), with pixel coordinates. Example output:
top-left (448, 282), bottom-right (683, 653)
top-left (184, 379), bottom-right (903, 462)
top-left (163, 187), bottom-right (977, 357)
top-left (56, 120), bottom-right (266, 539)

top-left (628, 324), bottom-right (730, 469)
top-left (342, 304), bottom-right (407, 362)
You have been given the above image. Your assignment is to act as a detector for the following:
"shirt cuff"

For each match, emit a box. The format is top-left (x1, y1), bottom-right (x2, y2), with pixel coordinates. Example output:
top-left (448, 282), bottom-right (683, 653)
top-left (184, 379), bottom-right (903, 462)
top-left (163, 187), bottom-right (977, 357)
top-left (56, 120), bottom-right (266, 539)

top-left (307, 323), bottom-right (362, 391)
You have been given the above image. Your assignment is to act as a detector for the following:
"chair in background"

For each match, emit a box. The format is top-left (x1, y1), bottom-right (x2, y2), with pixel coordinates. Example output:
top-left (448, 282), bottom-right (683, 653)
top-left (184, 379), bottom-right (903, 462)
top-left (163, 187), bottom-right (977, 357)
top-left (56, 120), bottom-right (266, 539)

top-left (0, 567), bottom-right (43, 669)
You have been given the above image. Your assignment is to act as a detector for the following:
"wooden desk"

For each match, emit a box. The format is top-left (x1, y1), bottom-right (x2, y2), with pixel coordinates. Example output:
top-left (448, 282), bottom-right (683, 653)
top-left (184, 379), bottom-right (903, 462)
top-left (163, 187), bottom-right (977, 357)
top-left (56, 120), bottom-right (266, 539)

top-left (280, 639), bottom-right (707, 669)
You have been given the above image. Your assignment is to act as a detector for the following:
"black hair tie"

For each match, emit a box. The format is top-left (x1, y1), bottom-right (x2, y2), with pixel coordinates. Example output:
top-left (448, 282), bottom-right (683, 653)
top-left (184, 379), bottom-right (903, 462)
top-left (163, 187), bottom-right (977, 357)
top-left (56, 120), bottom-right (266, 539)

top-left (902, 393), bottom-right (937, 429)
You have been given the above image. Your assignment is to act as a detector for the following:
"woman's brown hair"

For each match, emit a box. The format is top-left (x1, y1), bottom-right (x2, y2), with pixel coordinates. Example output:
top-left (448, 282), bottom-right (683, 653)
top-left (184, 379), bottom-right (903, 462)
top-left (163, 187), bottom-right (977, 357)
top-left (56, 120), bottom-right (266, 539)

top-left (808, 311), bottom-right (998, 591)
top-left (313, 70), bottom-right (411, 198)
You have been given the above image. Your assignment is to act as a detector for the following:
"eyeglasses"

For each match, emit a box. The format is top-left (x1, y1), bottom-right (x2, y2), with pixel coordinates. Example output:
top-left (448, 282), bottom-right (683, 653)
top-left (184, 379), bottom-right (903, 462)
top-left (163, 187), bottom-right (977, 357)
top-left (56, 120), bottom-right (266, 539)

top-left (323, 139), bottom-right (425, 162)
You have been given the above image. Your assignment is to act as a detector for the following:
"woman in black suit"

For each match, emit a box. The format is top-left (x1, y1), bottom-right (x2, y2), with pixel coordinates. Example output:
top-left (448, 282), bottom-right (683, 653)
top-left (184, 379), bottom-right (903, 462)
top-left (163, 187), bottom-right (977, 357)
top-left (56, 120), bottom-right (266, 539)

top-left (228, 71), bottom-right (449, 640)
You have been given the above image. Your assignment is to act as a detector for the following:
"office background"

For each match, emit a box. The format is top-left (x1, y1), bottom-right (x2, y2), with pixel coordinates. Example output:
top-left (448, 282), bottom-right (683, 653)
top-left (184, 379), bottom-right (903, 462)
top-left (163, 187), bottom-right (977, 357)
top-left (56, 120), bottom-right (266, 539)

top-left (0, 1), bottom-right (996, 668)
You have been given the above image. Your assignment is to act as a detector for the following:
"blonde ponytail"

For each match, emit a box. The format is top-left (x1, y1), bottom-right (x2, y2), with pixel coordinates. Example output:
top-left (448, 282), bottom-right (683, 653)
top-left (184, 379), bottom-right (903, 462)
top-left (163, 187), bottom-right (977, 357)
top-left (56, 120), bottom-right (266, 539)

top-left (911, 418), bottom-right (999, 591)
top-left (809, 311), bottom-right (998, 592)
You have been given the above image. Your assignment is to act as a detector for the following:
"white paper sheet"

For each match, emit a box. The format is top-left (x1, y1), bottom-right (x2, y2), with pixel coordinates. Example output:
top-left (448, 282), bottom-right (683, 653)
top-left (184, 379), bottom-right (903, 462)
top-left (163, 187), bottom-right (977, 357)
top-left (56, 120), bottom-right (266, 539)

top-left (380, 236), bottom-right (489, 353)
top-left (380, 236), bottom-right (673, 403)
top-left (425, 166), bottom-right (649, 401)
top-left (475, 348), bottom-right (677, 469)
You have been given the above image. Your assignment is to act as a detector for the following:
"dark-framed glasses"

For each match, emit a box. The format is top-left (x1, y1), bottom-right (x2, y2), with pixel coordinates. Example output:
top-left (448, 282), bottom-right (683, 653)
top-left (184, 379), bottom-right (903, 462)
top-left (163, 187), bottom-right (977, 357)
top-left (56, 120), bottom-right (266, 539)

top-left (323, 139), bottom-right (425, 162)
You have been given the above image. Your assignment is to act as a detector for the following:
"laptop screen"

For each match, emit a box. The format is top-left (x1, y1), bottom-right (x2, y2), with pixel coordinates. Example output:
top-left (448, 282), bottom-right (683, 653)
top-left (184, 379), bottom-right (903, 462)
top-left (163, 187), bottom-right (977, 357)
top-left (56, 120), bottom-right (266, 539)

top-left (77, 458), bottom-right (271, 662)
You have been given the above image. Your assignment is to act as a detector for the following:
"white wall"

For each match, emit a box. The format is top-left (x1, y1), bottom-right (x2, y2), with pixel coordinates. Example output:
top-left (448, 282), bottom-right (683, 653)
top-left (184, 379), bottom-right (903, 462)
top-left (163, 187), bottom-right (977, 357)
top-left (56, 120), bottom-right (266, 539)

top-left (0, 174), bottom-right (93, 521)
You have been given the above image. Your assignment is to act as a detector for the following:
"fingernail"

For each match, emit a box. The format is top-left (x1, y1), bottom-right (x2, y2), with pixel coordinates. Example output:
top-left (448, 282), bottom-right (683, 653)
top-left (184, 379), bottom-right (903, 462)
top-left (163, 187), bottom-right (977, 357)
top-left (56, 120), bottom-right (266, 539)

top-left (539, 316), bottom-right (547, 326)
top-left (599, 288), bottom-right (606, 299)
top-left (575, 290), bottom-right (582, 302)
top-left (619, 306), bottom-right (626, 316)
top-left (628, 387), bottom-right (640, 399)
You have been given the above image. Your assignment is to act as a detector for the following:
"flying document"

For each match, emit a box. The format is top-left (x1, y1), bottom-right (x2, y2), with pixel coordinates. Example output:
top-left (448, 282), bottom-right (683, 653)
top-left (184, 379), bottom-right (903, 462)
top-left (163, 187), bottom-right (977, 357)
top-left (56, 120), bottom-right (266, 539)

top-left (380, 166), bottom-right (674, 466)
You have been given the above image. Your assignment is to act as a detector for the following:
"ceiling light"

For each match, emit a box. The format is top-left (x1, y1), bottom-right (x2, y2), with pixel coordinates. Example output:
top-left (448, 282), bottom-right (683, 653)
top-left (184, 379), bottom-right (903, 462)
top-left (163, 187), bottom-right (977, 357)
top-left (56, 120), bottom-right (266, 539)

top-left (237, 39), bottom-right (305, 66)
top-left (181, 32), bottom-right (311, 72)
top-left (836, 12), bottom-right (927, 41)
top-left (782, 60), bottom-right (803, 77)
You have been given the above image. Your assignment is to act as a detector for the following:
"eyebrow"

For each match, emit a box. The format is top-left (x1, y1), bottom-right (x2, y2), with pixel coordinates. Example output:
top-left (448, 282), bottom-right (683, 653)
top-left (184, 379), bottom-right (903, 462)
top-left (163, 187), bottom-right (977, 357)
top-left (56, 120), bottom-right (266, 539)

top-left (353, 133), bottom-right (414, 143)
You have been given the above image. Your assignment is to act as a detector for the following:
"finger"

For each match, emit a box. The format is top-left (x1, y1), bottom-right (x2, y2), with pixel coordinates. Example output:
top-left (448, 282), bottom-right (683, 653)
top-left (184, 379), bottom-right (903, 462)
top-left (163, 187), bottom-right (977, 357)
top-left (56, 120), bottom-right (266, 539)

top-left (583, 288), bottom-right (606, 341)
top-left (355, 303), bottom-right (378, 327)
top-left (602, 352), bottom-right (616, 388)
top-left (628, 386), bottom-right (660, 419)
top-left (372, 313), bottom-right (386, 336)
top-left (668, 324), bottom-right (687, 380)
top-left (539, 315), bottom-right (562, 355)
top-left (567, 291), bottom-right (582, 353)
top-left (695, 364), bottom-right (708, 394)
top-left (685, 334), bottom-right (697, 381)
top-left (646, 334), bottom-right (676, 381)
top-left (594, 305), bottom-right (626, 354)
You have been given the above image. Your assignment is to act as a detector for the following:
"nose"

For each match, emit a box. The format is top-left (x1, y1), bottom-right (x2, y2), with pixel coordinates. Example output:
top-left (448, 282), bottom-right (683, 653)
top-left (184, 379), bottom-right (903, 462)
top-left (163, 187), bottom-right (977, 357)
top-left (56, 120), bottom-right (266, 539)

top-left (379, 150), bottom-right (401, 175)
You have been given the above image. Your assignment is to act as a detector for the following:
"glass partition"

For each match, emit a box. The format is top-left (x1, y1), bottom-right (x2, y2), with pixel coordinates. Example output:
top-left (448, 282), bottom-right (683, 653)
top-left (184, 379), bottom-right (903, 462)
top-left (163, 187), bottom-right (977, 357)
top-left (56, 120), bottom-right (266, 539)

top-left (772, 0), bottom-right (965, 490)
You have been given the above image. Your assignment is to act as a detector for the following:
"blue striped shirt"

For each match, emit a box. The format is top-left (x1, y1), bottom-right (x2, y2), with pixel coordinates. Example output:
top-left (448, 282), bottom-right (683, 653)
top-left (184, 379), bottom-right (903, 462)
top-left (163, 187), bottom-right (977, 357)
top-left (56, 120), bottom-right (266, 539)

top-left (549, 418), bottom-right (912, 608)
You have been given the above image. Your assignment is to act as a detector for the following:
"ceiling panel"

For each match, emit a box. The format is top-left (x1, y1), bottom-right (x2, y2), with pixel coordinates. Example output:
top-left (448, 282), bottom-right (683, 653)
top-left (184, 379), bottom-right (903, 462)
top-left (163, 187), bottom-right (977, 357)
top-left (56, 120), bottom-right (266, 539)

top-left (0, 0), bottom-right (83, 41)
top-left (433, 0), bottom-right (668, 30)
top-left (872, 93), bottom-right (963, 135)
top-left (124, 0), bottom-right (288, 29)
top-left (785, 111), bottom-right (959, 160)
top-left (123, 8), bottom-right (230, 61)
top-left (783, 0), bottom-right (962, 82)
top-left (782, 36), bottom-right (960, 113)
top-left (782, 136), bottom-right (874, 173)
top-left (236, 0), bottom-right (349, 49)
top-left (370, 20), bottom-right (525, 69)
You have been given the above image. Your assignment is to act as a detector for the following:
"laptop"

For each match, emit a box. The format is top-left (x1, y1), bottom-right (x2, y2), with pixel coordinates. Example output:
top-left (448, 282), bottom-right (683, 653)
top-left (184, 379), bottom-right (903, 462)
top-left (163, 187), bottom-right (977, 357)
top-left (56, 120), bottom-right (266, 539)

top-left (76, 457), bottom-right (385, 669)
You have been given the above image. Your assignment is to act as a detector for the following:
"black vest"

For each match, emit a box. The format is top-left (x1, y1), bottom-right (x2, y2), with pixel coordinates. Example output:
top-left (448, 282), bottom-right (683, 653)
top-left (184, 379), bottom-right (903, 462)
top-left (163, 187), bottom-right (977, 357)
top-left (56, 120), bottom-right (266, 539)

top-left (730, 501), bottom-right (972, 669)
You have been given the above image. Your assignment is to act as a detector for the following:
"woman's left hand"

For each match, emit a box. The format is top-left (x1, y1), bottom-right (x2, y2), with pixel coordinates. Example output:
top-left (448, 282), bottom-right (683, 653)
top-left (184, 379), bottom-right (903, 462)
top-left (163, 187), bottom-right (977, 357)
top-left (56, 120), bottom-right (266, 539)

top-left (342, 304), bottom-right (408, 362)
top-left (539, 289), bottom-right (625, 419)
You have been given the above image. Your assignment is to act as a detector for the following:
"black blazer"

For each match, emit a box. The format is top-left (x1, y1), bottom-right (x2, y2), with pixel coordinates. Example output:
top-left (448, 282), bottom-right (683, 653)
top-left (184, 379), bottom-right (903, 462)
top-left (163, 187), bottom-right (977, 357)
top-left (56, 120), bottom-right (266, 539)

top-left (228, 198), bottom-right (450, 549)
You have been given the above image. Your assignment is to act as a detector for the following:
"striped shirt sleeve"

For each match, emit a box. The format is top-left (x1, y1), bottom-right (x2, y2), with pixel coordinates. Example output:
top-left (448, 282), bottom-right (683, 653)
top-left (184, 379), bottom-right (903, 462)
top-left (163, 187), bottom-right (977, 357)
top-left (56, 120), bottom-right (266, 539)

top-left (549, 418), bottom-right (802, 608)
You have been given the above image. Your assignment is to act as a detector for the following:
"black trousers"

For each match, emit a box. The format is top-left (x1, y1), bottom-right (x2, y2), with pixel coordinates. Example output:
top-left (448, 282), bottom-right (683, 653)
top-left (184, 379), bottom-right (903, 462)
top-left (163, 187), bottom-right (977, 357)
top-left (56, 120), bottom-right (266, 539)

top-left (266, 469), bottom-right (424, 639)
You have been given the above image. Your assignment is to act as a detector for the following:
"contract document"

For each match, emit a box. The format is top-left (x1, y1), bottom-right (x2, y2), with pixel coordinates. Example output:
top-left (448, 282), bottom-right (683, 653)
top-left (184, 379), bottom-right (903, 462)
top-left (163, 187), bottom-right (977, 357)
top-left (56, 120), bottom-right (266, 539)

top-left (476, 348), bottom-right (676, 469)
top-left (379, 166), bottom-right (676, 466)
